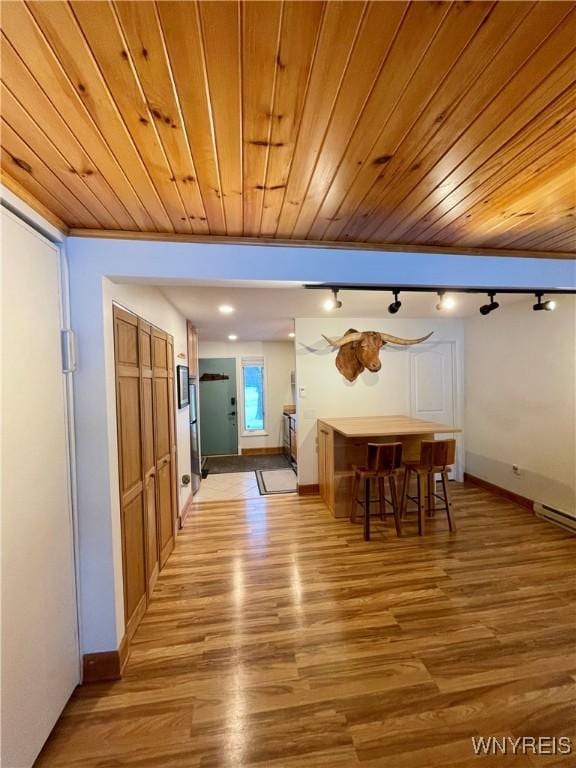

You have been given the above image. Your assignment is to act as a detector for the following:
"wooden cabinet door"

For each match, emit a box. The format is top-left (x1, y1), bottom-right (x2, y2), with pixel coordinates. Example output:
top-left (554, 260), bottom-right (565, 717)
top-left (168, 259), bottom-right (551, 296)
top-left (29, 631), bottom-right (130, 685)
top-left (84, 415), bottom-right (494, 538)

top-left (114, 307), bottom-right (147, 640)
top-left (167, 336), bottom-right (180, 529)
top-left (152, 328), bottom-right (175, 567)
top-left (139, 319), bottom-right (159, 594)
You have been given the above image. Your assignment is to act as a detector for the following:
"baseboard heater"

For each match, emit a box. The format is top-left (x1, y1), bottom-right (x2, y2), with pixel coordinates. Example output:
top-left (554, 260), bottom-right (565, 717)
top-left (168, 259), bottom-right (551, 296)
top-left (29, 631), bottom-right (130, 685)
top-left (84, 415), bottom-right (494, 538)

top-left (534, 502), bottom-right (576, 534)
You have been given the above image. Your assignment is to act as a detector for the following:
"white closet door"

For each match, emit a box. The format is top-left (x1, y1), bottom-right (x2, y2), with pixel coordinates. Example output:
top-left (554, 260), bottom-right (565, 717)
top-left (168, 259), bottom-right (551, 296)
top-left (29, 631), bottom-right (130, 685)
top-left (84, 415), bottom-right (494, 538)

top-left (1, 210), bottom-right (79, 767)
top-left (409, 342), bottom-right (460, 479)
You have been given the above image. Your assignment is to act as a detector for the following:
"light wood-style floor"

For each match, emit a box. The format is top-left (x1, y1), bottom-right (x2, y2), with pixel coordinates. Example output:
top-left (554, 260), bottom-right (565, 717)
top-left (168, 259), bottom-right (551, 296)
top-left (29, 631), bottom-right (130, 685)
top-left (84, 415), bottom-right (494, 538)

top-left (37, 484), bottom-right (576, 767)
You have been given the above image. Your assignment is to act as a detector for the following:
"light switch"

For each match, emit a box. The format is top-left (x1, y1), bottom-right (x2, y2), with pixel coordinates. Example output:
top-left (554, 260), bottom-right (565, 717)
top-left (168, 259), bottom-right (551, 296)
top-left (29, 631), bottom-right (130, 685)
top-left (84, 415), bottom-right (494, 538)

top-left (298, 385), bottom-right (307, 399)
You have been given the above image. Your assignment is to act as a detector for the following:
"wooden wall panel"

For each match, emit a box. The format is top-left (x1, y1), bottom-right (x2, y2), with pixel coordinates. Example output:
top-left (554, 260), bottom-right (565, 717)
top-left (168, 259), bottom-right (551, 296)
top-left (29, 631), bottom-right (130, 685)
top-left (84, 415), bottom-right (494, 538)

top-left (196, 1), bottom-right (243, 235)
top-left (0, 39), bottom-right (135, 230)
top-left (113, 0), bottom-right (209, 235)
top-left (273, 1), bottom-right (365, 239)
top-left (2, 1), bottom-right (574, 256)
top-left (2, 2), bottom-right (161, 231)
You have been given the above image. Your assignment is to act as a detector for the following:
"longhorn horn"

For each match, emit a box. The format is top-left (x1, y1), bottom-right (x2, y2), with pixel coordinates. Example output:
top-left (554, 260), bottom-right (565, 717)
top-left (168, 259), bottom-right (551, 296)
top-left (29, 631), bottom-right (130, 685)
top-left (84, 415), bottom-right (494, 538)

top-left (379, 331), bottom-right (434, 346)
top-left (322, 332), bottom-right (363, 347)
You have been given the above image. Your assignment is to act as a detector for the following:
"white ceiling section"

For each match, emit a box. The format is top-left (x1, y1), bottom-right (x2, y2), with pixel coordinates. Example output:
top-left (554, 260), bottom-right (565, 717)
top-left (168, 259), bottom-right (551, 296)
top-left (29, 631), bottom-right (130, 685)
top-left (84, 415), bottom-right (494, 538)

top-left (159, 283), bottom-right (529, 341)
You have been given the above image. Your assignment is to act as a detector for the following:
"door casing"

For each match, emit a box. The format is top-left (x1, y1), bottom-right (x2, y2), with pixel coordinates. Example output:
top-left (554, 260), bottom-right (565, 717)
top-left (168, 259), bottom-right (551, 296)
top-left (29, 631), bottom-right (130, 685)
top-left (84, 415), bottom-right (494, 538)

top-left (409, 341), bottom-right (463, 480)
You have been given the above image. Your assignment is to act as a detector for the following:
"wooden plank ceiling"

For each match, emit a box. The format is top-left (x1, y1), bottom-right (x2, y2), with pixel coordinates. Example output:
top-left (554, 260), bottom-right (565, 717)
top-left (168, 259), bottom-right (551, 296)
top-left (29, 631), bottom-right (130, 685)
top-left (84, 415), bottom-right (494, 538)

top-left (1, 1), bottom-right (575, 256)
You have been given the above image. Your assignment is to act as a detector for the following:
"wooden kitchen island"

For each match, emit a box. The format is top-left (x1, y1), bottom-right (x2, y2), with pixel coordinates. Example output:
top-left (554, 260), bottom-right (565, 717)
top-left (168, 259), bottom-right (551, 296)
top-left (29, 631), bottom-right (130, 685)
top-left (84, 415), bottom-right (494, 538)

top-left (318, 416), bottom-right (461, 518)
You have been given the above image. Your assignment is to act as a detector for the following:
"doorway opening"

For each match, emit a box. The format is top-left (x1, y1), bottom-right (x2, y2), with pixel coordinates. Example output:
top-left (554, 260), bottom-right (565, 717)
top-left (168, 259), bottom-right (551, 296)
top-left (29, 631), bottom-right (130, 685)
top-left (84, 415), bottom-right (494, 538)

top-left (195, 350), bottom-right (297, 502)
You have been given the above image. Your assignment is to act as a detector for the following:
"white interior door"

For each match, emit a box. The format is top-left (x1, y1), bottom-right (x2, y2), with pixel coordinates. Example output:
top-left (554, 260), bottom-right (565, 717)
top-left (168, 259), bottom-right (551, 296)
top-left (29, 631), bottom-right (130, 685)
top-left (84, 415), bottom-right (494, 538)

top-left (1, 210), bottom-right (79, 767)
top-left (409, 342), bottom-right (460, 479)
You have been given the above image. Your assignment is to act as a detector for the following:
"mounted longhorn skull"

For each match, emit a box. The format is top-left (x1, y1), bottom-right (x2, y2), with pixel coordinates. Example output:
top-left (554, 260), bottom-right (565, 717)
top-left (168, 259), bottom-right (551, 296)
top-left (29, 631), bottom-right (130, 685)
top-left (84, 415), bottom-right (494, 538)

top-left (323, 329), bottom-right (433, 382)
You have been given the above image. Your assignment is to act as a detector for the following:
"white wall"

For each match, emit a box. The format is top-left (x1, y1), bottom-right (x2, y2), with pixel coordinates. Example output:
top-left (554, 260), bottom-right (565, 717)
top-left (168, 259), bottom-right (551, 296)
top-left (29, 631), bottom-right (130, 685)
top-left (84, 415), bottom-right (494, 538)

top-left (198, 340), bottom-right (294, 451)
top-left (70, 275), bottom-right (192, 653)
top-left (295, 316), bottom-right (465, 486)
top-left (65, 233), bottom-right (575, 654)
top-left (465, 296), bottom-right (576, 514)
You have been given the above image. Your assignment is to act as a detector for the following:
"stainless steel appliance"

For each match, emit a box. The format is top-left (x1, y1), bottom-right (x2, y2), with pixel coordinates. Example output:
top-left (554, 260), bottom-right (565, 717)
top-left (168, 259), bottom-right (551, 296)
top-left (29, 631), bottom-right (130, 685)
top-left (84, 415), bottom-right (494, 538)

top-left (189, 380), bottom-right (201, 494)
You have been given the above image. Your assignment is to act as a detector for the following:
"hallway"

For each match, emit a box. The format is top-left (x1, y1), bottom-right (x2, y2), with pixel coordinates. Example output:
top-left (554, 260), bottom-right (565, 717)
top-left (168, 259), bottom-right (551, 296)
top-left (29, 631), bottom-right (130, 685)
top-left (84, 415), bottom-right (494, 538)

top-left (37, 486), bottom-right (575, 767)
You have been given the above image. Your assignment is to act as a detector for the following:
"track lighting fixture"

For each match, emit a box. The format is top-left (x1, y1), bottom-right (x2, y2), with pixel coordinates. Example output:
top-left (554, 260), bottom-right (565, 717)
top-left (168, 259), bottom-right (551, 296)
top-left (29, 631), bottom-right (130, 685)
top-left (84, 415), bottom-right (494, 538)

top-left (304, 284), bottom-right (573, 315)
top-left (435, 292), bottom-right (456, 311)
top-left (388, 290), bottom-right (402, 314)
top-left (324, 288), bottom-right (342, 311)
top-left (479, 292), bottom-right (499, 315)
top-left (533, 292), bottom-right (556, 312)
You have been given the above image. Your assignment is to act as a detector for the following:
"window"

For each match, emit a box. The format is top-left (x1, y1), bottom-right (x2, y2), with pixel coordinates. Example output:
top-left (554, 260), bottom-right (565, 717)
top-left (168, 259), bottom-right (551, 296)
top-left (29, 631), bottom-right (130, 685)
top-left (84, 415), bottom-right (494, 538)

top-left (242, 357), bottom-right (265, 432)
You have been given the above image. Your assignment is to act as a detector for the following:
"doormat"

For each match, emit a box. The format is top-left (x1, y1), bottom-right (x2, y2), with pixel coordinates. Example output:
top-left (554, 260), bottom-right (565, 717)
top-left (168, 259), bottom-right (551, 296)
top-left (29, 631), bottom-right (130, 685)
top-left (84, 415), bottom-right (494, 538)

top-left (256, 468), bottom-right (297, 495)
top-left (203, 454), bottom-right (292, 474)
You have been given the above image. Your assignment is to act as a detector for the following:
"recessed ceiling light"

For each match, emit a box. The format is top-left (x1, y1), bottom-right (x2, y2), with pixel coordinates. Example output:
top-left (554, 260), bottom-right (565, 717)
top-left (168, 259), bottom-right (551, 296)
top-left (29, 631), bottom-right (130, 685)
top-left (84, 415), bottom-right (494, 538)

top-left (219, 304), bottom-right (235, 314)
top-left (228, 334), bottom-right (238, 341)
top-left (288, 332), bottom-right (295, 338)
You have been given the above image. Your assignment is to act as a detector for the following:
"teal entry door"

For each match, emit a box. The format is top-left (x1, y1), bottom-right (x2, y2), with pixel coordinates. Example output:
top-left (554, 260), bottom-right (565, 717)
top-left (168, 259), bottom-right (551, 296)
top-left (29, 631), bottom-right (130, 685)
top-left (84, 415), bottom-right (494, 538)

top-left (199, 358), bottom-right (238, 456)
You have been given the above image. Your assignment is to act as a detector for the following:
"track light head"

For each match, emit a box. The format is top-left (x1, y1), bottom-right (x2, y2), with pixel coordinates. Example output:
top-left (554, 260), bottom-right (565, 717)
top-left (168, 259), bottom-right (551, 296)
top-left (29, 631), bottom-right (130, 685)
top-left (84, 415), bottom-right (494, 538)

top-left (435, 292), bottom-right (456, 311)
top-left (479, 292), bottom-right (499, 315)
top-left (388, 291), bottom-right (402, 314)
top-left (323, 288), bottom-right (342, 311)
top-left (533, 292), bottom-right (556, 312)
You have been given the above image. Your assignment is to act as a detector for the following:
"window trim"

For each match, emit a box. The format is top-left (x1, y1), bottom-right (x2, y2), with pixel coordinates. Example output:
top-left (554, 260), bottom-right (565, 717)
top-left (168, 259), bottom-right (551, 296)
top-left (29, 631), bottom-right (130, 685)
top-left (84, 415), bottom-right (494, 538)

top-left (240, 356), bottom-right (268, 436)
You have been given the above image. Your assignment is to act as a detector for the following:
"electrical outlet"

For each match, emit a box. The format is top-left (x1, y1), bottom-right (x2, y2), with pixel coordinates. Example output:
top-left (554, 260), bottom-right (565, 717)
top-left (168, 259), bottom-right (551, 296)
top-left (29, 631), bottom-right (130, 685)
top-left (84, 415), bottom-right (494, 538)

top-left (512, 464), bottom-right (521, 476)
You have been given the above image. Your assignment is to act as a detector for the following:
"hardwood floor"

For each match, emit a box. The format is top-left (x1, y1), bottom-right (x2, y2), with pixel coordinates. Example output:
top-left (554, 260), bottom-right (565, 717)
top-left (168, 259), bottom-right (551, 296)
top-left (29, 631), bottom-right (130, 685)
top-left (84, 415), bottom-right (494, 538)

top-left (36, 484), bottom-right (576, 767)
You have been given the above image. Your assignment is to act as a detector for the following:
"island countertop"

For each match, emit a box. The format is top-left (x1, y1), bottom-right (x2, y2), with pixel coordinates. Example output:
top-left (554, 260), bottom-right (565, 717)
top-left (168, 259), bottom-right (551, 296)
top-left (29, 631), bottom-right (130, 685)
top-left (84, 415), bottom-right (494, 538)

top-left (317, 415), bottom-right (461, 438)
top-left (317, 415), bottom-right (462, 518)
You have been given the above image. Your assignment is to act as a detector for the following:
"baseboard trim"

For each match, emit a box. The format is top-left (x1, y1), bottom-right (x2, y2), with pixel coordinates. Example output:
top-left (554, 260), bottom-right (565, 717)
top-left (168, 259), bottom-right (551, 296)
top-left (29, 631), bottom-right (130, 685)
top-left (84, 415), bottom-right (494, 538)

top-left (179, 493), bottom-right (194, 527)
top-left (298, 483), bottom-right (320, 496)
top-left (241, 446), bottom-right (284, 455)
top-left (464, 473), bottom-right (533, 510)
top-left (82, 634), bottom-right (130, 684)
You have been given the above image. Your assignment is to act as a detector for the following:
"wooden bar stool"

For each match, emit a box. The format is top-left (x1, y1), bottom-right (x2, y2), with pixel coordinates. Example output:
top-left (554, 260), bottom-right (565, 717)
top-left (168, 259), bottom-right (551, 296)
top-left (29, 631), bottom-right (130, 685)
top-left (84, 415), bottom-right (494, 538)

top-left (350, 442), bottom-right (403, 541)
top-left (401, 439), bottom-right (456, 535)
